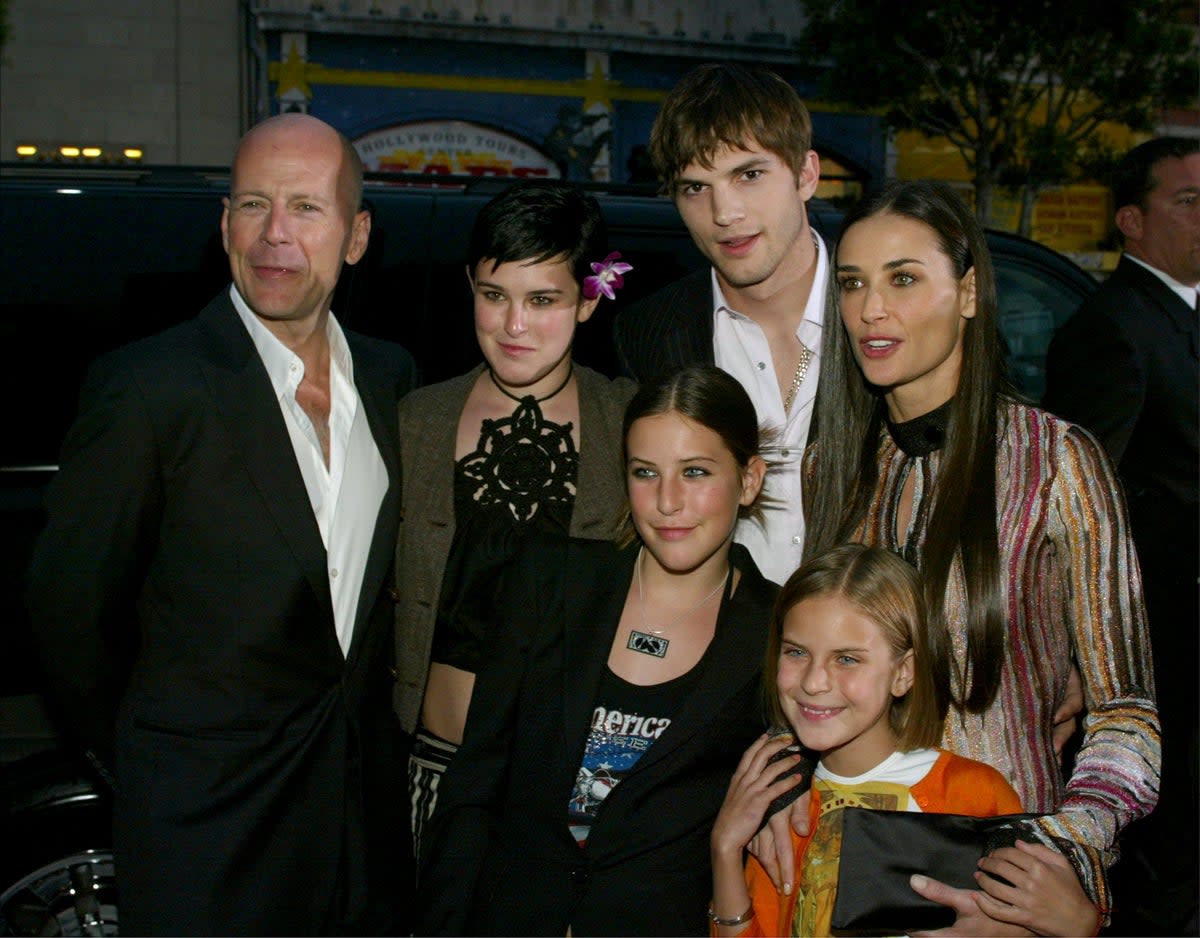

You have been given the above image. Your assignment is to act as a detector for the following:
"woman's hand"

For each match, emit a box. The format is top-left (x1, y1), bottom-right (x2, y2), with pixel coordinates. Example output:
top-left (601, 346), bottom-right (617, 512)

top-left (973, 840), bottom-right (1101, 937)
top-left (1051, 665), bottom-right (1085, 760)
top-left (709, 733), bottom-right (808, 935)
top-left (907, 875), bottom-right (1035, 937)
top-left (745, 787), bottom-right (812, 894)
top-left (711, 732), bottom-right (807, 861)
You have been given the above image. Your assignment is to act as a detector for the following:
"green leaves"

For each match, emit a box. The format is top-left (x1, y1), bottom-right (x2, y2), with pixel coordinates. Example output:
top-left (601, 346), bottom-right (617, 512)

top-left (800, 0), bottom-right (1196, 225)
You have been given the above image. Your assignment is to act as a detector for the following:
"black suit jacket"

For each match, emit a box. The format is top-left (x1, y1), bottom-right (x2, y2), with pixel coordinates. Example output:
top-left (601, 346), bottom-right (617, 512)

top-left (417, 538), bottom-right (777, 937)
top-left (613, 269), bottom-right (714, 379)
top-left (27, 290), bottom-right (418, 936)
top-left (1042, 254), bottom-right (1198, 720)
top-left (1043, 254), bottom-right (1198, 514)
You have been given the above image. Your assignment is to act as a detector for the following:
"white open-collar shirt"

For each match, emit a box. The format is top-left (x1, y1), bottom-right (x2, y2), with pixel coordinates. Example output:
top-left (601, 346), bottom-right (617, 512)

top-left (232, 285), bottom-right (388, 657)
top-left (712, 233), bottom-right (828, 585)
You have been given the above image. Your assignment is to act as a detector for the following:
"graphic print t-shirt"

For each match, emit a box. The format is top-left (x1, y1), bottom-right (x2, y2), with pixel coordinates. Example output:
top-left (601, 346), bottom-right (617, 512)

top-left (568, 665), bottom-right (698, 846)
top-left (792, 748), bottom-right (940, 938)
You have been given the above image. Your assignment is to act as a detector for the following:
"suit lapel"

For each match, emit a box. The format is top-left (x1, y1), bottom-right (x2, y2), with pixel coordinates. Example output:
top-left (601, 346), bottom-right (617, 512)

top-left (668, 271), bottom-right (716, 369)
top-left (195, 293), bottom-right (334, 625)
top-left (561, 543), bottom-right (638, 762)
top-left (1117, 256), bottom-right (1198, 359)
top-left (571, 367), bottom-right (628, 538)
top-left (560, 543), bottom-right (770, 786)
top-left (411, 366), bottom-right (481, 529)
top-left (628, 563), bottom-right (767, 778)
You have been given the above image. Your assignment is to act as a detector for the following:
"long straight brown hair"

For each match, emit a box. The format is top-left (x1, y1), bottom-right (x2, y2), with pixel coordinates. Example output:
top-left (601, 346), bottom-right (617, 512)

top-left (805, 180), bottom-right (1015, 714)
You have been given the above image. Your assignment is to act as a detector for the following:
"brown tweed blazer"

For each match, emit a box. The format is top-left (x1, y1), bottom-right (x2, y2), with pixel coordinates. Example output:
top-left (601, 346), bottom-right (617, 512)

top-left (391, 362), bottom-right (636, 732)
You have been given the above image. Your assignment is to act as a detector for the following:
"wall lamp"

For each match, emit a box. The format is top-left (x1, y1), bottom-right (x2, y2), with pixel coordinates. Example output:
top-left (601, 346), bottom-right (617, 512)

top-left (13, 143), bottom-right (146, 163)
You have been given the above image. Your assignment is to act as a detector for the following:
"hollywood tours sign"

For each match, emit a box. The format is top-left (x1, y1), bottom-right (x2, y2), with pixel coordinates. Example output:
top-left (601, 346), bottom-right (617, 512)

top-left (354, 120), bottom-right (561, 178)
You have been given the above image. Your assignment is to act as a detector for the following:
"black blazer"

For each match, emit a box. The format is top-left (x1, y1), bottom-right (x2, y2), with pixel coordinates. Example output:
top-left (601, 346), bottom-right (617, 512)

top-left (1042, 253), bottom-right (1199, 766)
top-left (417, 538), bottom-right (777, 937)
top-left (1042, 254), bottom-right (1198, 598)
top-left (27, 291), bottom-right (418, 936)
top-left (1043, 254), bottom-right (1198, 513)
top-left (613, 270), bottom-right (714, 380)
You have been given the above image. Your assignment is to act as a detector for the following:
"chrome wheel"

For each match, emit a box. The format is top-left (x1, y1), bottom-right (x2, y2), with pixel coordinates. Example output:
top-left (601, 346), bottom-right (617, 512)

top-left (0, 850), bottom-right (117, 936)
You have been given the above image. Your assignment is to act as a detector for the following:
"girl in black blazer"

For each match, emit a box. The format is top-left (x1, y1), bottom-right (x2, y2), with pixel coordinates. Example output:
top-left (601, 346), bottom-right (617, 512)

top-left (418, 365), bottom-right (779, 936)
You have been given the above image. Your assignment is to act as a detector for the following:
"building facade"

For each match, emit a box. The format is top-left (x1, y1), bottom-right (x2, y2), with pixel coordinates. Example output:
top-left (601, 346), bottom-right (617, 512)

top-left (250, 0), bottom-right (884, 198)
top-left (0, 2), bottom-right (244, 167)
top-left (0, 0), bottom-right (884, 199)
top-left (3, 1), bottom-right (1192, 259)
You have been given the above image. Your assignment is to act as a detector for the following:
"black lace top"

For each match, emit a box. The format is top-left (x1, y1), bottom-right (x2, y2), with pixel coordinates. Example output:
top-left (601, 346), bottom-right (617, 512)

top-left (430, 398), bottom-right (578, 672)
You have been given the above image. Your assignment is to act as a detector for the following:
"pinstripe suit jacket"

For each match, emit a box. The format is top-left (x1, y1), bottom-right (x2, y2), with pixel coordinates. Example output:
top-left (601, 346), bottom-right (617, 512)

top-left (392, 362), bottom-right (637, 732)
top-left (612, 269), bottom-right (713, 380)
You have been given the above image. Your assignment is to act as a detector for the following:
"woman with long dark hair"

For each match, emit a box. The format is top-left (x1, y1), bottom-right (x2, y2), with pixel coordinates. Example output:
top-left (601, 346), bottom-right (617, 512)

top-left (802, 180), bottom-right (1159, 931)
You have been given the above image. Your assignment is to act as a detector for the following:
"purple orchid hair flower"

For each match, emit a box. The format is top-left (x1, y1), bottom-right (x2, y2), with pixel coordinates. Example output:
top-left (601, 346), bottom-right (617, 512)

top-left (582, 251), bottom-right (633, 301)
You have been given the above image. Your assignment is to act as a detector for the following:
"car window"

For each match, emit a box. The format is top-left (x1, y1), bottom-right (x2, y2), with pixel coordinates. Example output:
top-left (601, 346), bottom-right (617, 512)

top-left (992, 243), bottom-right (1097, 402)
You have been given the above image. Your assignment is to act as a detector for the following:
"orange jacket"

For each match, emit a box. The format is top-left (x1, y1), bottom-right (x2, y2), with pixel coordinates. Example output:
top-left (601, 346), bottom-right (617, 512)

top-left (722, 750), bottom-right (1022, 938)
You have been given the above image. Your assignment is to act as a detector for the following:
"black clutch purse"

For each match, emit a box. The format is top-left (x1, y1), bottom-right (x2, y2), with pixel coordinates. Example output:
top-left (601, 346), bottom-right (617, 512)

top-left (830, 808), bottom-right (1043, 933)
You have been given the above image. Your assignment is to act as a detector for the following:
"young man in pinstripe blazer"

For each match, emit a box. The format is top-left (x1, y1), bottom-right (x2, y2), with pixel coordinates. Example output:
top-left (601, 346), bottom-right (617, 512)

top-left (614, 63), bottom-right (830, 588)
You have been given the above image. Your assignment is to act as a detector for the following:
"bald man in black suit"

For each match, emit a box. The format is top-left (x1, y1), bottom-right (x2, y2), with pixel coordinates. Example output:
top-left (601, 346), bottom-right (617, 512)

top-left (28, 114), bottom-right (418, 935)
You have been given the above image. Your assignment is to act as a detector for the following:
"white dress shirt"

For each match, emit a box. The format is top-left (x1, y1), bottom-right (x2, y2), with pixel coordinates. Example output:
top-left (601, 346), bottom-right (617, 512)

top-left (1126, 253), bottom-right (1200, 311)
top-left (712, 234), bottom-right (829, 585)
top-left (232, 285), bottom-right (388, 656)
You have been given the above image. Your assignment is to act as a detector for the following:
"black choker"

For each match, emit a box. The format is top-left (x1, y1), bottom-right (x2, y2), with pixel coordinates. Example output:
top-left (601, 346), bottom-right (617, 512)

top-left (887, 398), bottom-right (953, 457)
top-left (489, 364), bottom-right (573, 404)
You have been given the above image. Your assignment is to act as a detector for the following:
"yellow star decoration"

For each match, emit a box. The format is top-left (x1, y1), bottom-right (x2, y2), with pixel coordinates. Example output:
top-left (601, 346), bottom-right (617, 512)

top-left (580, 58), bottom-right (616, 113)
top-left (276, 41), bottom-right (312, 100)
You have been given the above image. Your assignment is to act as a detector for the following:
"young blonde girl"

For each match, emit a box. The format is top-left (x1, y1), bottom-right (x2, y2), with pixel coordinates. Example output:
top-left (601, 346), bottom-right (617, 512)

top-left (709, 544), bottom-right (1023, 937)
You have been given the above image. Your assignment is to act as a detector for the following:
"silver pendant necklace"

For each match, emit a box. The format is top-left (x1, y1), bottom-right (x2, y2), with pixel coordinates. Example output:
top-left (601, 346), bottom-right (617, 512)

top-left (627, 547), bottom-right (728, 658)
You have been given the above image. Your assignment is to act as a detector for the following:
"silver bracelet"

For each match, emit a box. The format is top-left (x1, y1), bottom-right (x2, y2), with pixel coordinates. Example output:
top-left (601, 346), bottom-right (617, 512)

top-left (706, 902), bottom-right (754, 927)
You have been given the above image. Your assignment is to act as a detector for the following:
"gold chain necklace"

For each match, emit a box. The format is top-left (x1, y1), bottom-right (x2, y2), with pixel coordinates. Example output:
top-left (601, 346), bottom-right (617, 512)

top-left (782, 345), bottom-right (814, 414)
top-left (626, 547), bottom-right (728, 658)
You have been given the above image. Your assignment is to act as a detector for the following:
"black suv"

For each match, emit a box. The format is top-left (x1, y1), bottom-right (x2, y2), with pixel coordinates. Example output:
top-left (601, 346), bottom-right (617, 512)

top-left (0, 165), bottom-right (1096, 935)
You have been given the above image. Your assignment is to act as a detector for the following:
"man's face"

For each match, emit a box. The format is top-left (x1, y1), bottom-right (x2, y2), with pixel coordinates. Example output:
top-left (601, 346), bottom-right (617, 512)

top-left (1121, 153), bottom-right (1200, 287)
top-left (221, 116), bottom-right (370, 328)
top-left (671, 142), bottom-right (819, 300)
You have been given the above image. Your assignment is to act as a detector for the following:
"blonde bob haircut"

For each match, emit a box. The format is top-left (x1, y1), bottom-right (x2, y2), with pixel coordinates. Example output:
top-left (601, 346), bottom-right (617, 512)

top-left (764, 543), bottom-right (946, 752)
